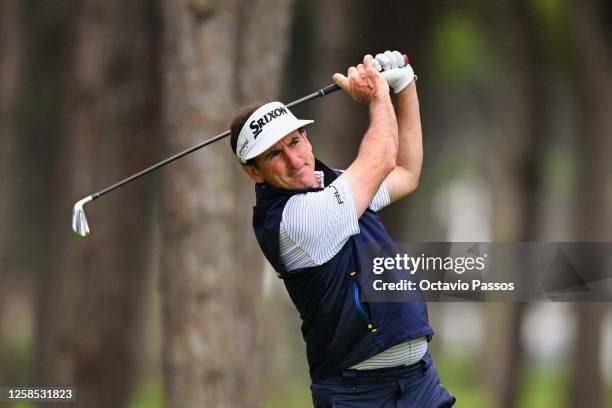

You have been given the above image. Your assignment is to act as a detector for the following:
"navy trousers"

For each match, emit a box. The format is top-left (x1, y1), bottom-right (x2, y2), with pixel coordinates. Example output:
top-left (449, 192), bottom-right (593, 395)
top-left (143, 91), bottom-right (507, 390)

top-left (310, 353), bottom-right (455, 408)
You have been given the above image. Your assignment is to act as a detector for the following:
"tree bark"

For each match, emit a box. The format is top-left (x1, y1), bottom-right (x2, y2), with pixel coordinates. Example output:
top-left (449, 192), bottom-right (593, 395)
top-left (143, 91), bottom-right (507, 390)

top-left (30, 1), bottom-right (161, 407)
top-left (158, 0), bottom-right (294, 406)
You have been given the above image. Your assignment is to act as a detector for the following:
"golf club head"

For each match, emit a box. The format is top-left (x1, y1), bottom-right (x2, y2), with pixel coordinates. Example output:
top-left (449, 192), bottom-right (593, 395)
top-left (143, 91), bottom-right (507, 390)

top-left (72, 196), bottom-right (93, 237)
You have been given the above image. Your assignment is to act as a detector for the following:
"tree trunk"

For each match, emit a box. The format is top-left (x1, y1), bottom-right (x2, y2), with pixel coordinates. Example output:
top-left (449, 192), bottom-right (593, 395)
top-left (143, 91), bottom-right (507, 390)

top-left (158, 0), bottom-right (294, 406)
top-left (0, 0), bottom-right (26, 385)
top-left (27, 0), bottom-right (77, 387)
top-left (485, 1), bottom-right (551, 407)
top-left (568, 1), bottom-right (612, 406)
top-left (30, 1), bottom-right (161, 407)
top-left (307, 0), bottom-right (361, 167)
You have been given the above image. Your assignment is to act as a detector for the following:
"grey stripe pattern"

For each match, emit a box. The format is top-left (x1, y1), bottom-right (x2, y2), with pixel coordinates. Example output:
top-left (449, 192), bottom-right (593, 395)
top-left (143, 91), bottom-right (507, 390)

top-left (349, 337), bottom-right (428, 370)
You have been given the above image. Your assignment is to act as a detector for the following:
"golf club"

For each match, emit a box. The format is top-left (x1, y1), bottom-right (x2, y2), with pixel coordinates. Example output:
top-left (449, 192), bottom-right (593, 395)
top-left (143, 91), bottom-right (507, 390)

top-left (72, 83), bottom-right (341, 237)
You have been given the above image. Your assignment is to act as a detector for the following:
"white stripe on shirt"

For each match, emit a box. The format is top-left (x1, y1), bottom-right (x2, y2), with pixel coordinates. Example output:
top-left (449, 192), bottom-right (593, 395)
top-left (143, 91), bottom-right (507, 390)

top-left (349, 337), bottom-right (428, 370)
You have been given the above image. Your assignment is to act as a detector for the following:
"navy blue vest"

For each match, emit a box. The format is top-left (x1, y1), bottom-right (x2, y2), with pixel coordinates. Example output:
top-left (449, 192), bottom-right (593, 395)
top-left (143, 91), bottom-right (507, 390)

top-left (252, 159), bottom-right (433, 382)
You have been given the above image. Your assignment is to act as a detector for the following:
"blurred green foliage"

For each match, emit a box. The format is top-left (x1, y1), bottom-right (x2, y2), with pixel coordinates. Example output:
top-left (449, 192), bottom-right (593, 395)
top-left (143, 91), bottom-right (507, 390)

top-left (428, 10), bottom-right (493, 88)
top-left (127, 376), bottom-right (163, 408)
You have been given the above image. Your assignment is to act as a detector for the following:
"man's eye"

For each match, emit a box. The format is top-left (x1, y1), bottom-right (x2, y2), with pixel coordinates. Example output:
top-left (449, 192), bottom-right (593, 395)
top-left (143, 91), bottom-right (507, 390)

top-left (290, 139), bottom-right (299, 146)
top-left (268, 151), bottom-right (279, 160)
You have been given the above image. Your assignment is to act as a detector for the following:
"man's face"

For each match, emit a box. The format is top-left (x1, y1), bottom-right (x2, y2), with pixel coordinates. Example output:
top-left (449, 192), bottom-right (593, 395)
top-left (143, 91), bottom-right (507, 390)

top-left (242, 130), bottom-right (317, 190)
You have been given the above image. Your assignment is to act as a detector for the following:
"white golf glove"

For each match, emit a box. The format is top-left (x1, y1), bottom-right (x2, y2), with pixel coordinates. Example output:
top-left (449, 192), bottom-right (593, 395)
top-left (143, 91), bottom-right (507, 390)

top-left (372, 50), bottom-right (416, 94)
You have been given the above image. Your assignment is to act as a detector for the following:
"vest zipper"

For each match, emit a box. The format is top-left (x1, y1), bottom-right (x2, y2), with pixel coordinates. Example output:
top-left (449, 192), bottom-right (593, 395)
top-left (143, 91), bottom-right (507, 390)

top-left (352, 280), bottom-right (377, 332)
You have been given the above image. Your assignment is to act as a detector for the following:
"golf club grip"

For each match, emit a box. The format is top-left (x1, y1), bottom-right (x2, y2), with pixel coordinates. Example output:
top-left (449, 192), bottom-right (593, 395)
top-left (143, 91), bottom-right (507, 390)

top-left (320, 83), bottom-right (341, 95)
top-left (317, 55), bottom-right (409, 98)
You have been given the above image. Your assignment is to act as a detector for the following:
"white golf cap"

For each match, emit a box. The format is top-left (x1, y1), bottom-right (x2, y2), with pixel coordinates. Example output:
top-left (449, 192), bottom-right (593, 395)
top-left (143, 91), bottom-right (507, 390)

top-left (235, 101), bottom-right (314, 163)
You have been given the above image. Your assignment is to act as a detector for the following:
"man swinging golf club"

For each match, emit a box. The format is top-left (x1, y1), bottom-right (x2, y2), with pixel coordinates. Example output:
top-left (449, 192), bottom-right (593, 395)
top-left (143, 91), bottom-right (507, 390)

top-left (230, 51), bottom-right (455, 407)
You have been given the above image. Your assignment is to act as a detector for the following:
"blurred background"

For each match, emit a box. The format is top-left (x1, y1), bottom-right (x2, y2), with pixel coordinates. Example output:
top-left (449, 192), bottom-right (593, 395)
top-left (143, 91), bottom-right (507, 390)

top-left (1, 0), bottom-right (611, 407)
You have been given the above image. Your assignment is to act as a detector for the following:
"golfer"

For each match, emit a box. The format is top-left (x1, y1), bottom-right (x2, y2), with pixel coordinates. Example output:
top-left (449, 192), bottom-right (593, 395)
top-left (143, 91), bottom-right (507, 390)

top-left (230, 51), bottom-right (455, 407)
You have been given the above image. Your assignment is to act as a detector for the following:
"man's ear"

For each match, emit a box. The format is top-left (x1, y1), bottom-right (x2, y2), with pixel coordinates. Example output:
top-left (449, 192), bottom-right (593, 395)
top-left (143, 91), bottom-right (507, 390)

top-left (242, 163), bottom-right (264, 183)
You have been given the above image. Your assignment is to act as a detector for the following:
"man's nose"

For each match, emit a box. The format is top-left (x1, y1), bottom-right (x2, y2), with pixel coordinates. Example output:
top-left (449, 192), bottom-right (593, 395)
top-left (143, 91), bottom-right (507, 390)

top-left (284, 148), bottom-right (302, 167)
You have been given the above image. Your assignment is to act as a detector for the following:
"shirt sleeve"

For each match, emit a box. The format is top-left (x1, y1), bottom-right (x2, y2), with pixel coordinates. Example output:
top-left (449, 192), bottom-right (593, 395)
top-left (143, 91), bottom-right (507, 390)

top-left (369, 180), bottom-right (391, 212)
top-left (333, 169), bottom-right (391, 212)
top-left (279, 174), bottom-right (360, 271)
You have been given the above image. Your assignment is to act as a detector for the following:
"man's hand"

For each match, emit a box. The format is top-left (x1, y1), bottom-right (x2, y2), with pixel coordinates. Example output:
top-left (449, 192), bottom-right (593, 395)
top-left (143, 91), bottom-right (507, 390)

top-left (332, 55), bottom-right (389, 104)
top-left (372, 50), bottom-right (416, 94)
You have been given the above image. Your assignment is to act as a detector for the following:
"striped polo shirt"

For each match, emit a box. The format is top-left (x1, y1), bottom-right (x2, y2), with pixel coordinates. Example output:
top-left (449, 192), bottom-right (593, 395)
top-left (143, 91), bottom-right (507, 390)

top-left (278, 170), bottom-right (427, 370)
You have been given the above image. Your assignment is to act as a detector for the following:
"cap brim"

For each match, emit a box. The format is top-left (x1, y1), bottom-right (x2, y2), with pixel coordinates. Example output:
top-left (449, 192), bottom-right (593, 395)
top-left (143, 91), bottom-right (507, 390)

top-left (243, 119), bottom-right (314, 161)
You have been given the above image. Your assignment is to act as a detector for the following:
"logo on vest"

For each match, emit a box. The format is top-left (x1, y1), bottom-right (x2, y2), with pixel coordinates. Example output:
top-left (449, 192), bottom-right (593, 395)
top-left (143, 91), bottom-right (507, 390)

top-left (250, 106), bottom-right (288, 138)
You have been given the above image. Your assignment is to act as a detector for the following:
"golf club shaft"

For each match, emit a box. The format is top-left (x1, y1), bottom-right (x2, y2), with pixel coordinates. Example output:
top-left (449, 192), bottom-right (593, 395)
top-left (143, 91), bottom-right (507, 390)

top-left (90, 83), bottom-right (341, 200)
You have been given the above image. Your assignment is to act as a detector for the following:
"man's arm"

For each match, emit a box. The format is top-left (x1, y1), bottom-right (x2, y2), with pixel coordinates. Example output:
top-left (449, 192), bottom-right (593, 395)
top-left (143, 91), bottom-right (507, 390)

top-left (332, 55), bottom-right (398, 216)
top-left (385, 82), bottom-right (423, 203)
